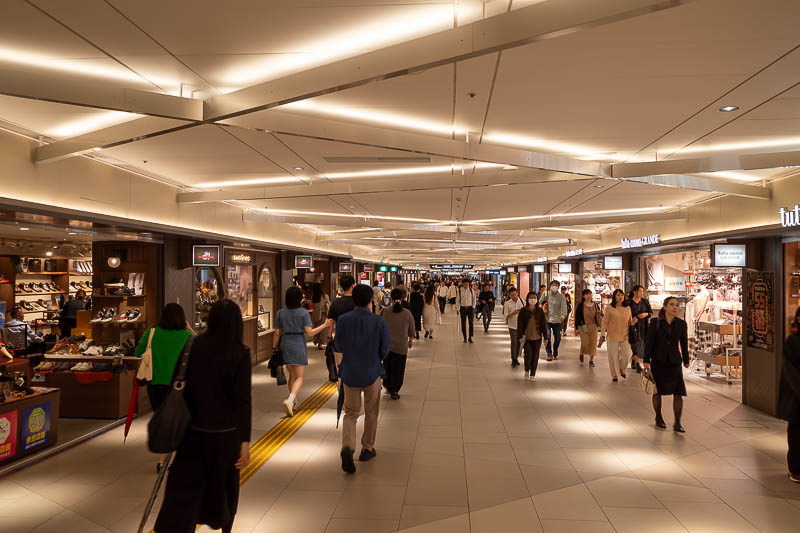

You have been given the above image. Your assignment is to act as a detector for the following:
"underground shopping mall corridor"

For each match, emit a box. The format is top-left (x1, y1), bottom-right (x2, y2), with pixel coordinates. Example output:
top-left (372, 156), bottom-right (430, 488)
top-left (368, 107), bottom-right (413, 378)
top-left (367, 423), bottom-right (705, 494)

top-left (2, 309), bottom-right (798, 533)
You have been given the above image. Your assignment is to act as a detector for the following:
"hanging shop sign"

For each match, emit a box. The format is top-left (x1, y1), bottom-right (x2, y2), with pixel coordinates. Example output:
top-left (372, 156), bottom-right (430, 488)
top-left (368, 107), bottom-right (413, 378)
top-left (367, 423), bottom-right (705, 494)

top-left (564, 249), bottom-right (583, 257)
top-left (712, 244), bottom-right (746, 267)
top-left (430, 264), bottom-right (473, 270)
top-left (338, 262), bottom-right (353, 272)
top-left (20, 402), bottom-right (51, 452)
top-left (193, 245), bottom-right (220, 267)
top-left (0, 410), bottom-right (18, 461)
top-left (603, 256), bottom-right (623, 270)
top-left (533, 264), bottom-right (545, 273)
top-left (485, 270), bottom-right (500, 275)
top-left (746, 271), bottom-right (775, 351)
top-left (621, 234), bottom-right (660, 249)
top-left (229, 253), bottom-right (254, 264)
top-left (779, 205), bottom-right (800, 227)
top-left (294, 255), bottom-right (313, 268)
top-left (379, 265), bottom-right (388, 272)
top-left (557, 263), bottom-right (573, 273)
top-left (363, 265), bottom-right (374, 272)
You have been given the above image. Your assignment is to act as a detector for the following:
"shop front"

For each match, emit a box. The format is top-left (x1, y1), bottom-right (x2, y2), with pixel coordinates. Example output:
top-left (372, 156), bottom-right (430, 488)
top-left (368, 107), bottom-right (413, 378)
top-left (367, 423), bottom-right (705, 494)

top-left (581, 255), bottom-right (632, 308)
top-left (516, 265), bottom-right (531, 295)
top-left (551, 262), bottom-right (576, 325)
top-left (532, 262), bottom-right (547, 292)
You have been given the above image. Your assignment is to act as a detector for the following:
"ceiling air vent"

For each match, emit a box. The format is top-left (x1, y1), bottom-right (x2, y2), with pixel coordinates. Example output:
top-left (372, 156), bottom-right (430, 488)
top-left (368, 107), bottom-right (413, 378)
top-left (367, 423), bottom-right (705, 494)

top-left (323, 156), bottom-right (432, 163)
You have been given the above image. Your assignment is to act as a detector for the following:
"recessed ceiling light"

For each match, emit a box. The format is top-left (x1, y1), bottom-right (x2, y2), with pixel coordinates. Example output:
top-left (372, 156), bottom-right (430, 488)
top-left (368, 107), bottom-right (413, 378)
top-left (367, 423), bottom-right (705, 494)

top-left (594, 185), bottom-right (604, 188)
top-left (19, 227), bottom-right (29, 231)
top-left (718, 106), bottom-right (739, 112)
top-left (292, 167), bottom-right (304, 171)
top-left (68, 232), bottom-right (77, 235)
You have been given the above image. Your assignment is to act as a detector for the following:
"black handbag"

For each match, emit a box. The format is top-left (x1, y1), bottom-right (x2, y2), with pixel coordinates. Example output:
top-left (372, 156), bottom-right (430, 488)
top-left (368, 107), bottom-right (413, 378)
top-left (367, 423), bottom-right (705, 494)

top-left (147, 335), bottom-right (196, 453)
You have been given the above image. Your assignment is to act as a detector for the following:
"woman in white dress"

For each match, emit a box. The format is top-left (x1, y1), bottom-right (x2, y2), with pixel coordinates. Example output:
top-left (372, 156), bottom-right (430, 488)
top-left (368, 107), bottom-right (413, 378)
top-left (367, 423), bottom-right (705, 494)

top-left (422, 285), bottom-right (441, 339)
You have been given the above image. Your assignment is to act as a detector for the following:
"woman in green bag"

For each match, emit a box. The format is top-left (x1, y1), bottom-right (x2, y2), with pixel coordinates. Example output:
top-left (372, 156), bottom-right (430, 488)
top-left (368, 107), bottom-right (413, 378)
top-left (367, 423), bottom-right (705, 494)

top-left (643, 296), bottom-right (690, 433)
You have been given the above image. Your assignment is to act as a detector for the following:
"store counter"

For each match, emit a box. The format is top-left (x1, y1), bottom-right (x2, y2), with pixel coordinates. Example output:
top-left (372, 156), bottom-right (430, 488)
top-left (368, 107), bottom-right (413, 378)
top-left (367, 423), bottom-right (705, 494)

top-left (0, 387), bottom-right (60, 466)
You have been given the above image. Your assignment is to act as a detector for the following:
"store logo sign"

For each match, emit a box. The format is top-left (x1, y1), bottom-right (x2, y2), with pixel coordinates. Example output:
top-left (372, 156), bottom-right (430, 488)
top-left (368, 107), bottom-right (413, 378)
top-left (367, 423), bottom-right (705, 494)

top-left (564, 249), bottom-right (583, 257)
top-left (779, 205), bottom-right (800, 227)
top-left (231, 253), bottom-right (252, 263)
top-left (621, 234), bottom-right (660, 249)
top-left (537, 257), bottom-right (548, 262)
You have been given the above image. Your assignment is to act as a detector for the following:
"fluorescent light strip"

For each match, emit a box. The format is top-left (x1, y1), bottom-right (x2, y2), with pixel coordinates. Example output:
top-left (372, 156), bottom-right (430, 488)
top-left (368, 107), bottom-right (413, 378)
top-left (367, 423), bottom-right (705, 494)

top-left (534, 226), bottom-right (598, 234)
top-left (48, 110), bottom-right (142, 138)
top-left (481, 133), bottom-right (629, 162)
top-left (697, 171), bottom-right (762, 182)
top-left (319, 227), bottom-right (383, 234)
top-left (461, 206), bottom-right (671, 225)
top-left (197, 176), bottom-right (304, 188)
top-left (665, 137), bottom-right (800, 155)
top-left (253, 208), bottom-right (441, 224)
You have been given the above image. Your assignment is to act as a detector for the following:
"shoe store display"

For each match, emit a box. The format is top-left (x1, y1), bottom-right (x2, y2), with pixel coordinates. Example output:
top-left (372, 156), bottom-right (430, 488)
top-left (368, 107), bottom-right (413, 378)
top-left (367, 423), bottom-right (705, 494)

top-left (117, 309), bottom-right (131, 321)
top-left (112, 287), bottom-right (135, 296)
top-left (100, 309), bottom-right (116, 323)
top-left (104, 345), bottom-right (123, 356)
top-left (90, 309), bottom-right (108, 323)
top-left (104, 278), bottom-right (125, 288)
top-left (70, 362), bottom-right (93, 371)
top-left (126, 308), bottom-right (142, 322)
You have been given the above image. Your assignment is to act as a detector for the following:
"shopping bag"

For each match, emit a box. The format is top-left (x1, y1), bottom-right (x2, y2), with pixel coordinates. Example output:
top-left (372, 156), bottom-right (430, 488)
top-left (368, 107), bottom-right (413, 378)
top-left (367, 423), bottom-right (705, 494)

top-left (147, 336), bottom-right (196, 453)
top-left (276, 365), bottom-right (287, 386)
top-left (641, 367), bottom-right (657, 395)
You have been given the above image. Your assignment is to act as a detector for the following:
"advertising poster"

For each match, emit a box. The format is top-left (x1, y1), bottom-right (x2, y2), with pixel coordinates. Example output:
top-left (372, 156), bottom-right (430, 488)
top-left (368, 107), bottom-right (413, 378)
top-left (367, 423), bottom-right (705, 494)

top-left (0, 410), bottom-right (18, 461)
top-left (21, 402), bottom-right (51, 452)
top-left (746, 271), bottom-right (774, 351)
top-left (645, 257), bottom-right (665, 291)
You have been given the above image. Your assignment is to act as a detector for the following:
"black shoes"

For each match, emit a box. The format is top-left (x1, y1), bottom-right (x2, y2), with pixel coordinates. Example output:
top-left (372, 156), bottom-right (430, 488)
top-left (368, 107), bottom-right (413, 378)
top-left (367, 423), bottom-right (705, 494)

top-left (415, 333), bottom-right (420, 340)
top-left (589, 360), bottom-right (595, 367)
top-left (463, 338), bottom-right (468, 343)
top-left (673, 425), bottom-right (685, 433)
top-left (612, 378), bottom-right (618, 382)
top-left (468, 338), bottom-right (473, 343)
top-left (390, 392), bottom-right (400, 400)
top-left (424, 332), bottom-right (429, 339)
top-left (553, 351), bottom-right (559, 360)
top-left (655, 416), bottom-right (667, 429)
top-left (511, 360), bottom-right (519, 367)
top-left (341, 448), bottom-right (356, 473)
top-left (579, 354), bottom-right (584, 363)
top-left (359, 448), bottom-right (377, 462)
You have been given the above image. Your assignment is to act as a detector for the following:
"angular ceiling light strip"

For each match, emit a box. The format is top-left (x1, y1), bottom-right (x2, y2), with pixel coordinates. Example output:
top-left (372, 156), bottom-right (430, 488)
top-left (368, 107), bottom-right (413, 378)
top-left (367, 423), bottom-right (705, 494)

top-left (461, 206), bottom-right (672, 225)
top-left (251, 207), bottom-right (442, 224)
top-left (664, 137), bottom-right (800, 155)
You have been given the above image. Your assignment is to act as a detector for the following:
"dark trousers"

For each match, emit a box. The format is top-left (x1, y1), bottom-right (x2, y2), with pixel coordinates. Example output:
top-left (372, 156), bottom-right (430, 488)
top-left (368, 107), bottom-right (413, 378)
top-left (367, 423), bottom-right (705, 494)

top-left (412, 312), bottom-right (422, 333)
top-left (545, 322), bottom-right (562, 355)
top-left (460, 307), bottom-right (474, 340)
top-left (438, 296), bottom-right (447, 313)
top-left (383, 351), bottom-right (408, 393)
top-left (524, 338), bottom-right (543, 375)
top-left (59, 317), bottom-right (77, 338)
top-left (509, 328), bottom-right (520, 363)
top-left (789, 421), bottom-right (800, 475)
top-left (481, 307), bottom-right (492, 331)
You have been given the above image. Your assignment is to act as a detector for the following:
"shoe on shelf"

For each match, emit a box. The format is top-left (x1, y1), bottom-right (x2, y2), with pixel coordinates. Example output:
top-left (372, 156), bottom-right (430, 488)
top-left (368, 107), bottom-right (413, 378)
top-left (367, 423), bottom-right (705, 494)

top-left (101, 309), bottom-right (115, 323)
top-left (282, 399), bottom-right (294, 417)
top-left (358, 448), bottom-right (376, 462)
top-left (104, 278), bottom-right (125, 287)
top-left (90, 309), bottom-right (106, 323)
top-left (117, 310), bottom-right (131, 322)
top-left (341, 448), bottom-right (356, 474)
top-left (126, 309), bottom-right (141, 322)
top-left (789, 472), bottom-right (800, 484)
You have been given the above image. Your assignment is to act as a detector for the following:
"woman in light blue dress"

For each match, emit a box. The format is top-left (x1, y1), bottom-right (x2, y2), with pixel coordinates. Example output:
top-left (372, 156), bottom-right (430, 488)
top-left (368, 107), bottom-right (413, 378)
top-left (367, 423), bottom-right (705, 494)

top-left (273, 286), bottom-right (330, 417)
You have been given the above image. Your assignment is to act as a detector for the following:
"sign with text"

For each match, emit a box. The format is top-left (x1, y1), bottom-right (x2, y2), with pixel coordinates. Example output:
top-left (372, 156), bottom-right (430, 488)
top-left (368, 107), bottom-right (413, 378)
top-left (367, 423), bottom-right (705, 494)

top-left (665, 276), bottom-right (686, 292)
top-left (533, 264), bottom-right (545, 273)
top-left (20, 402), bottom-right (50, 452)
top-left (779, 205), bottom-right (800, 227)
top-left (746, 271), bottom-right (774, 351)
top-left (621, 234), bottom-right (660, 249)
top-left (564, 249), bottom-right (583, 257)
top-left (294, 255), bottom-right (313, 269)
top-left (229, 253), bottom-right (253, 264)
top-left (338, 262), bottom-right (353, 272)
top-left (193, 245), bottom-right (220, 267)
top-left (0, 410), bottom-right (17, 461)
top-left (517, 266), bottom-right (528, 272)
top-left (363, 265), bottom-right (374, 272)
top-left (712, 244), bottom-right (746, 267)
top-left (557, 263), bottom-right (573, 273)
top-left (603, 256), bottom-right (623, 270)
top-left (430, 264), bottom-right (473, 270)
top-left (507, 267), bottom-right (516, 273)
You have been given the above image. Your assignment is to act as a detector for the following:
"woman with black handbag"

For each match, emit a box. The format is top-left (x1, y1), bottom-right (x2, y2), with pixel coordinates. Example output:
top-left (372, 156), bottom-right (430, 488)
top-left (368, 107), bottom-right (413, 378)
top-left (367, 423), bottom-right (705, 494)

top-left (643, 296), bottom-right (690, 433)
top-left (154, 299), bottom-right (252, 533)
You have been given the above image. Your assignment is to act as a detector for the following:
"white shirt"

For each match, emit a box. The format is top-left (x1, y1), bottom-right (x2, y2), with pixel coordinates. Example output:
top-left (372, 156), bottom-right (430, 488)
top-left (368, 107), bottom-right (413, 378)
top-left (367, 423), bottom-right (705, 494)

top-left (456, 286), bottom-right (475, 308)
top-left (503, 298), bottom-right (524, 329)
top-left (437, 285), bottom-right (448, 298)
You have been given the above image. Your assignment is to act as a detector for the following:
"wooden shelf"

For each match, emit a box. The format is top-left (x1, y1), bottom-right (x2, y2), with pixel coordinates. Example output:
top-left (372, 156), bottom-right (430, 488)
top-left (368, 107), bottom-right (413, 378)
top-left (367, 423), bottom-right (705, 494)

top-left (68, 272), bottom-right (93, 276)
top-left (93, 294), bottom-right (146, 298)
top-left (18, 272), bottom-right (69, 275)
top-left (16, 291), bottom-right (66, 295)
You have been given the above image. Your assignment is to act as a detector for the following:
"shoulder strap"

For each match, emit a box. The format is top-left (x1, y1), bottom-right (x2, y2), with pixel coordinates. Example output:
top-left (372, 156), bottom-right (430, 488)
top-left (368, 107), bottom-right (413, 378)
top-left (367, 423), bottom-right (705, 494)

top-left (146, 327), bottom-right (156, 350)
top-left (172, 334), bottom-right (196, 389)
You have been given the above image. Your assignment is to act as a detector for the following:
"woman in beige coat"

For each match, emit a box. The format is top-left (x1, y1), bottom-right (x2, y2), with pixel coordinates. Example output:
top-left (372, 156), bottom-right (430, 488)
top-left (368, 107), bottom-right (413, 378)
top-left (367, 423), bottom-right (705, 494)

top-left (599, 289), bottom-right (637, 382)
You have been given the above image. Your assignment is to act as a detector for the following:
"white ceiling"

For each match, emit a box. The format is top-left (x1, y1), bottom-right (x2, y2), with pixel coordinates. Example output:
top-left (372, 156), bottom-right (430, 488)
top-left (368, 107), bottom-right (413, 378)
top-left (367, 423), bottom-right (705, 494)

top-left (0, 0), bottom-right (799, 264)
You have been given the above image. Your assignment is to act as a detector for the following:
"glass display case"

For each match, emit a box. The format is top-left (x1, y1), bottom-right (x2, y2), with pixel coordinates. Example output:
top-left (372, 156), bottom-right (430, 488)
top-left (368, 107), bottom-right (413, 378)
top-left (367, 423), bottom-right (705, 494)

top-left (194, 267), bottom-right (223, 333)
top-left (226, 264), bottom-right (254, 318)
top-left (257, 264), bottom-right (274, 333)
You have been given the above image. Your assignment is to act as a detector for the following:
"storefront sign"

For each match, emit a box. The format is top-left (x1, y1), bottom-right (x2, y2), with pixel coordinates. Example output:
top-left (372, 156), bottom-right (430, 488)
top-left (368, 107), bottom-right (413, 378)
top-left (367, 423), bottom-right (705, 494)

top-left (363, 265), bottom-right (374, 272)
top-left (603, 256), bottom-right (623, 270)
top-left (430, 264), bottom-right (473, 270)
top-left (294, 255), bottom-right (313, 268)
top-left (390, 266), bottom-right (398, 272)
top-left (338, 262), bottom-right (353, 272)
top-left (0, 411), bottom-right (17, 461)
top-left (537, 257), bottom-right (548, 262)
top-left (533, 264), bottom-right (545, 273)
top-left (564, 249), bottom-right (583, 257)
top-left (379, 265), bottom-right (388, 272)
top-left (746, 271), bottom-right (774, 351)
top-left (664, 276), bottom-right (686, 292)
top-left (621, 234), bottom-right (660, 249)
top-left (557, 263), bottom-right (573, 273)
top-left (507, 267), bottom-right (516, 273)
top-left (193, 245), bottom-right (220, 267)
top-left (20, 402), bottom-right (50, 452)
top-left (713, 244), bottom-right (746, 267)
top-left (230, 253), bottom-right (253, 264)
top-left (485, 270), bottom-right (500, 274)
top-left (518, 266), bottom-right (528, 272)
top-left (500, 270), bottom-right (507, 275)
top-left (779, 205), bottom-right (800, 227)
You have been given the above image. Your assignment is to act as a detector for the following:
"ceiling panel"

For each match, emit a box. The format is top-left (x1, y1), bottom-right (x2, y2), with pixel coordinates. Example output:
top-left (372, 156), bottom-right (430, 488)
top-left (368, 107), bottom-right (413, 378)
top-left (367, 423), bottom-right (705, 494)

top-left (570, 182), bottom-right (713, 213)
top-left (461, 181), bottom-right (590, 220)
top-left (351, 188), bottom-right (454, 220)
top-left (237, 197), bottom-right (351, 214)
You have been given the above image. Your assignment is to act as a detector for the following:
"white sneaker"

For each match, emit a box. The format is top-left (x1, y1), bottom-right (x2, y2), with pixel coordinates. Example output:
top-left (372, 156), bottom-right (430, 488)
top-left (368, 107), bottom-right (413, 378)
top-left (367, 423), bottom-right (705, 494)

top-left (282, 399), bottom-right (294, 417)
top-left (524, 371), bottom-right (530, 380)
top-left (529, 374), bottom-right (535, 381)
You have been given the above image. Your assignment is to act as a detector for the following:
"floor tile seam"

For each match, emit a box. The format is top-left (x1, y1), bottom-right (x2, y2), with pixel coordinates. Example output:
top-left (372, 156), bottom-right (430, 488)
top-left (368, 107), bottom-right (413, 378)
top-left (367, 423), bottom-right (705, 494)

top-left (663, 497), bottom-right (762, 533)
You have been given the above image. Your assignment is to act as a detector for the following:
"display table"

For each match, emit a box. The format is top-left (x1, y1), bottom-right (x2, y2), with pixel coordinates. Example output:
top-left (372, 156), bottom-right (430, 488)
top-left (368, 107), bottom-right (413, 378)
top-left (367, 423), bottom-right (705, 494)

top-left (0, 358), bottom-right (33, 379)
top-left (0, 387), bottom-right (60, 466)
top-left (43, 369), bottom-right (134, 419)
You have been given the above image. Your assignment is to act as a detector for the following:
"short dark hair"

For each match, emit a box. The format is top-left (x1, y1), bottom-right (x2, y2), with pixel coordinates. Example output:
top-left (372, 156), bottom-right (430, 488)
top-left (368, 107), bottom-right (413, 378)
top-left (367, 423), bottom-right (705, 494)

top-left (158, 303), bottom-right (187, 330)
top-left (560, 286), bottom-right (567, 291)
top-left (539, 285), bottom-right (546, 290)
top-left (340, 275), bottom-right (355, 291)
top-left (610, 289), bottom-right (627, 307)
top-left (508, 286), bottom-right (518, 294)
top-left (206, 299), bottom-right (243, 345)
top-left (285, 286), bottom-right (303, 309)
top-left (384, 282), bottom-right (392, 289)
top-left (353, 284), bottom-right (372, 307)
top-left (550, 280), bottom-right (559, 287)
top-left (373, 280), bottom-right (380, 286)
top-left (582, 288), bottom-right (593, 298)
top-left (633, 284), bottom-right (644, 292)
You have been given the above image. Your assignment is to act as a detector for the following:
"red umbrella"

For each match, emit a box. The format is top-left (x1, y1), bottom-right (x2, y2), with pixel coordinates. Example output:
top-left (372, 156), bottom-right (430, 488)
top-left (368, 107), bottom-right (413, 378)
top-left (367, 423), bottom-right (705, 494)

top-left (124, 377), bottom-right (140, 443)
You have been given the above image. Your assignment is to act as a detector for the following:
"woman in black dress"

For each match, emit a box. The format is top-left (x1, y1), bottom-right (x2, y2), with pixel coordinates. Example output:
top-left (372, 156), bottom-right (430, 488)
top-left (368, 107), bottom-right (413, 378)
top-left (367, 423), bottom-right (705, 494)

top-left (409, 284), bottom-right (424, 340)
top-left (154, 299), bottom-right (252, 533)
top-left (643, 296), bottom-right (689, 433)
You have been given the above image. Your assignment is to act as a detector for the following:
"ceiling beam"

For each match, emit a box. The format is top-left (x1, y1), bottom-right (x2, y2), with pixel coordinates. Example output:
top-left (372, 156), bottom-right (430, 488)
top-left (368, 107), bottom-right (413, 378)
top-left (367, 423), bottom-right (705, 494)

top-left (612, 151), bottom-right (800, 178)
top-left (456, 210), bottom-right (687, 232)
top-left (204, 0), bottom-right (696, 121)
top-left (625, 174), bottom-right (770, 199)
top-left (0, 68), bottom-right (202, 121)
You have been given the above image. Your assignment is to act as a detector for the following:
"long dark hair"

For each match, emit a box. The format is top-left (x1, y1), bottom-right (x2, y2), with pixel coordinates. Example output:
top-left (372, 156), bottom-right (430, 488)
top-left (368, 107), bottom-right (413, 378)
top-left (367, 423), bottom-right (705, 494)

top-left (525, 291), bottom-right (539, 308)
top-left (311, 283), bottom-right (323, 304)
top-left (206, 299), bottom-right (243, 345)
top-left (658, 296), bottom-right (679, 318)
top-left (285, 286), bottom-right (303, 309)
top-left (391, 288), bottom-right (404, 313)
top-left (424, 285), bottom-right (435, 305)
top-left (610, 289), bottom-right (627, 307)
top-left (158, 302), bottom-right (187, 330)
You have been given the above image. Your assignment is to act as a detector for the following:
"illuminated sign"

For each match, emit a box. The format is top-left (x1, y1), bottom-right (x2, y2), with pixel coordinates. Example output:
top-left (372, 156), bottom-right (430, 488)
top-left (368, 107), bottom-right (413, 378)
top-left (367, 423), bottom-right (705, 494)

top-left (564, 249), bottom-right (583, 257)
top-left (507, 267), bottom-right (516, 273)
top-left (430, 264), bottom-right (473, 270)
top-left (193, 245), bottom-right (220, 267)
top-left (603, 256), bottom-right (623, 270)
top-left (363, 265), bottom-right (374, 272)
top-left (557, 263), bottom-right (573, 273)
top-left (713, 244), bottom-right (746, 267)
top-left (780, 205), bottom-right (800, 227)
top-left (294, 255), bottom-right (313, 268)
top-left (390, 266), bottom-right (398, 272)
top-left (230, 253), bottom-right (252, 264)
top-left (379, 266), bottom-right (388, 272)
top-left (533, 264), bottom-right (545, 273)
top-left (339, 262), bottom-right (353, 272)
top-left (517, 266), bottom-right (528, 272)
top-left (621, 234), bottom-right (660, 249)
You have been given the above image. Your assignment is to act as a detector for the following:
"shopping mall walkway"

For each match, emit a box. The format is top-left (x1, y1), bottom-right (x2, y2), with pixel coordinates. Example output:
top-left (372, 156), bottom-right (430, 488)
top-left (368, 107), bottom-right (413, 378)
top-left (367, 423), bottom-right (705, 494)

top-left (2, 309), bottom-right (800, 533)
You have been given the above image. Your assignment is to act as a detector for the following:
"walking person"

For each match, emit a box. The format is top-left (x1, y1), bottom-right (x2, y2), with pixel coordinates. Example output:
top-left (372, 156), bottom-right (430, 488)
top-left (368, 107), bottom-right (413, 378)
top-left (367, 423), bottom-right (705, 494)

top-left (326, 275), bottom-right (357, 381)
top-left (574, 289), bottom-right (601, 367)
top-left (517, 291), bottom-right (546, 380)
top-left (456, 278), bottom-right (477, 343)
top-left (422, 285), bottom-right (440, 339)
top-left (447, 281), bottom-right (458, 312)
top-left (643, 296), bottom-right (689, 433)
top-left (381, 288), bottom-right (415, 399)
top-left (154, 299), bottom-right (251, 533)
top-left (335, 285), bottom-right (390, 473)
top-left (135, 303), bottom-right (193, 472)
top-left (479, 283), bottom-right (496, 332)
top-left (436, 281), bottom-right (448, 314)
top-left (273, 287), bottom-right (333, 417)
top-left (372, 280), bottom-right (384, 314)
top-left (599, 289), bottom-right (637, 382)
top-left (561, 286), bottom-right (572, 334)
top-left (503, 287), bottom-right (524, 367)
top-left (310, 283), bottom-right (330, 350)
top-left (780, 306), bottom-right (800, 483)
top-left (628, 285), bottom-right (652, 373)
top-left (409, 284), bottom-right (424, 340)
top-left (540, 281), bottom-right (567, 360)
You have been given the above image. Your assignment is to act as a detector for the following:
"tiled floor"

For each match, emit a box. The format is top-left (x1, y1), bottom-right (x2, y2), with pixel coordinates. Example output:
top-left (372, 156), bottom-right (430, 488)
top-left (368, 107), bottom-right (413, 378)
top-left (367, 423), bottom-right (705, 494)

top-left (2, 309), bottom-right (799, 532)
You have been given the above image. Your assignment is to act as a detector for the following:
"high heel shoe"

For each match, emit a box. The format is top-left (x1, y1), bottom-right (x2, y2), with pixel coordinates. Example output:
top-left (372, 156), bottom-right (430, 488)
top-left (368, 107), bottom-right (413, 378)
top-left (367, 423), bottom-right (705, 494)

top-left (654, 416), bottom-right (667, 429)
top-left (673, 424), bottom-right (685, 433)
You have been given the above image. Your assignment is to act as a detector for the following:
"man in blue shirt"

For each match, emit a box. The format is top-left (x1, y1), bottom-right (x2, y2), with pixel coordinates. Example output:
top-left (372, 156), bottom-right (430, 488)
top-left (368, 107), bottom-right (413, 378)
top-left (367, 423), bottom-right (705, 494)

top-left (334, 284), bottom-right (390, 473)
